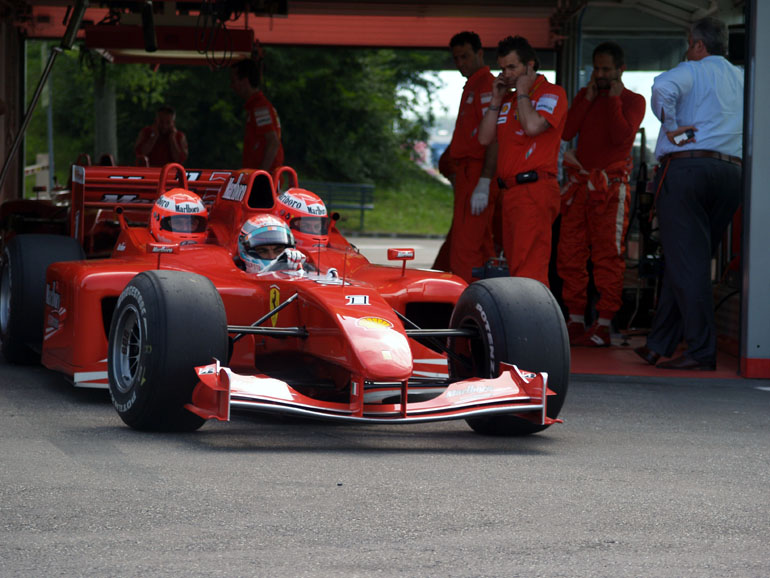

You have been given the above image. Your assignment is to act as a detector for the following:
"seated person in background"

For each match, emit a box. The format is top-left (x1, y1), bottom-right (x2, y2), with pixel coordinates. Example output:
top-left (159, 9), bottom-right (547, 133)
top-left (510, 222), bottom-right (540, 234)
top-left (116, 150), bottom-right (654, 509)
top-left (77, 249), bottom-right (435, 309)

top-left (134, 105), bottom-right (189, 167)
top-left (237, 214), bottom-right (306, 273)
top-left (150, 190), bottom-right (208, 245)
top-left (272, 188), bottom-right (330, 250)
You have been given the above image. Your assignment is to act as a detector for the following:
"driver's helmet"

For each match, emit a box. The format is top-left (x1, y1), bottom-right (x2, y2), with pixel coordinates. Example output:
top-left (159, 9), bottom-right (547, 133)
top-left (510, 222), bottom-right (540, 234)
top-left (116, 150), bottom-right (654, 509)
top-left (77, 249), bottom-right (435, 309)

top-left (238, 214), bottom-right (296, 273)
top-left (150, 189), bottom-right (208, 245)
top-left (274, 188), bottom-right (329, 248)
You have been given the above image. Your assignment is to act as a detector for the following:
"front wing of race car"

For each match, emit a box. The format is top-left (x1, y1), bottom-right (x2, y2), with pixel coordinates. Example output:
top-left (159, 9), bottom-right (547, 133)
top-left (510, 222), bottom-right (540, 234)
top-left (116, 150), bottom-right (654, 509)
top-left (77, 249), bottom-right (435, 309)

top-left (186, 360), bottom-right (561, 426)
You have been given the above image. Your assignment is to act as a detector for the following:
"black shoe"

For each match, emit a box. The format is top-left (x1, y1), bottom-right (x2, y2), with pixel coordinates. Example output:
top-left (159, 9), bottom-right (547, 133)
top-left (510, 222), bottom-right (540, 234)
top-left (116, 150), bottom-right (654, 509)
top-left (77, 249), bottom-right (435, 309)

top-left (634, 345), bottom-right (660, 366)
top-left (656, 354), bottom-right (716, 371)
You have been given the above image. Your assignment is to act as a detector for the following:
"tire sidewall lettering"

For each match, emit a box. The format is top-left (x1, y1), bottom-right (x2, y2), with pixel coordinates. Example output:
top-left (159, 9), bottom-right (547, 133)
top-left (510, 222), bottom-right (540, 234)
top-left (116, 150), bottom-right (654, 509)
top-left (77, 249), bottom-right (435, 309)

top-left (111, 281), bottom-right (151, 411)
top-left (474, 302), bottom-right (496, 376)
top-left (117, 284), bottom-right (146, 316)
top-left (112, 390), bottom-right (137, 413)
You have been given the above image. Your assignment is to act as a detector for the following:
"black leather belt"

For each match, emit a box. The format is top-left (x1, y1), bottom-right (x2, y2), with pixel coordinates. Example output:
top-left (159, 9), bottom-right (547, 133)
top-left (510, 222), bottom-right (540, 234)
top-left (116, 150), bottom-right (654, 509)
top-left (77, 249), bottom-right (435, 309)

top-left (497, 171), bottom-right (547, 189)
top-left (661, 150), bottom-right (742, 167)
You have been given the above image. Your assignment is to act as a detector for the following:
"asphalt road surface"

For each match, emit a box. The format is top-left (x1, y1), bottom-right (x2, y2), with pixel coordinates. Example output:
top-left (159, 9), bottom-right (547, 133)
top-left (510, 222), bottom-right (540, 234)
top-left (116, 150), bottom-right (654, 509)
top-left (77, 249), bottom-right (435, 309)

top-left (346, 235), bottom-right (444, 269)
top-left (2, 358), bottom-right (769, 577)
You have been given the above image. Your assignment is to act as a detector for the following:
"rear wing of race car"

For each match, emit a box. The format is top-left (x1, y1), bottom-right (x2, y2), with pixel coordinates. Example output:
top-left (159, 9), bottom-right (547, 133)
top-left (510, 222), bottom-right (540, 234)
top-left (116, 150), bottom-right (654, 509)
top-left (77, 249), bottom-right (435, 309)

top-left (68, 163), bottom-right (234, 247)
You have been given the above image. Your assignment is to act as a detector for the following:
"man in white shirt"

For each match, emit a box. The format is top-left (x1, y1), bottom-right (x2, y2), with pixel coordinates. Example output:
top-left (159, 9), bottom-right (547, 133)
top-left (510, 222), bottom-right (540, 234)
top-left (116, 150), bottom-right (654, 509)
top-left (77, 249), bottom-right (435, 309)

top-left (634, 16), bottom-right (743, 371)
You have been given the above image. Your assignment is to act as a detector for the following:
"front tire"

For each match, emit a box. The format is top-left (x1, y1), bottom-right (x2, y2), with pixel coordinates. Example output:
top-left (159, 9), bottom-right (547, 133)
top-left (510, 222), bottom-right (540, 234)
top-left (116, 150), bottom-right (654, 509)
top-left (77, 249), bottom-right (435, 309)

top-left (1, 234), bottom-right (85, 364)
top-left (448, 277), bottom-right (569, 436)
top-left (107, 270), bottom-right (228, 431)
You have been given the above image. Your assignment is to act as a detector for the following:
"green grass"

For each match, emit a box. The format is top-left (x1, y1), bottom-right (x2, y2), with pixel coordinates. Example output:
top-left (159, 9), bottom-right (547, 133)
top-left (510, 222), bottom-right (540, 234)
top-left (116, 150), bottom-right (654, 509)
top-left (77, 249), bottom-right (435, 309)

top-left (333, 165), bottom-right (453, 236)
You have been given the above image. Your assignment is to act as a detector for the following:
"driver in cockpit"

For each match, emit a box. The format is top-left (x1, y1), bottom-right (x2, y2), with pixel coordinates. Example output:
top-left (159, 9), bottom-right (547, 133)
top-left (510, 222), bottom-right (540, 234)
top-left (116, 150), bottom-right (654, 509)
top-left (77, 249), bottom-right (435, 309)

top-left (237, 214), bottom-right (306, 273)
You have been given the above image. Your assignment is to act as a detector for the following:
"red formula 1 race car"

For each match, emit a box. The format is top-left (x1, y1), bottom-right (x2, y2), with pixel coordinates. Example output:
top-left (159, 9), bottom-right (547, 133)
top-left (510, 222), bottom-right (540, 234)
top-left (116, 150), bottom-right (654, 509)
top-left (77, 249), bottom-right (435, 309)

top-left (0, 163), bottom-right (569, 436)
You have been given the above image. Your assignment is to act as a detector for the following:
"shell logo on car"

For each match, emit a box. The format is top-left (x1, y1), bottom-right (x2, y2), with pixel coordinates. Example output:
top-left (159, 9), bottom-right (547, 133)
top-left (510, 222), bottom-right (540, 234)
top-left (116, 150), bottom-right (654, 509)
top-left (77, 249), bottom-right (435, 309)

top-left (356, 317), bottom-right (394, 330)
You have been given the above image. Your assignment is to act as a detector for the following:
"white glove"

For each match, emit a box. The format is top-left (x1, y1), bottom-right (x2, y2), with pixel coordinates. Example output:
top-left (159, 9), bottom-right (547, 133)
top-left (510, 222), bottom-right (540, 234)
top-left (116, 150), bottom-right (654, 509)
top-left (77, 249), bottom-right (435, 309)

top-left (283, 249), bottom-right (306, 270)
top-left (470, 177), bottom-right (491, 215)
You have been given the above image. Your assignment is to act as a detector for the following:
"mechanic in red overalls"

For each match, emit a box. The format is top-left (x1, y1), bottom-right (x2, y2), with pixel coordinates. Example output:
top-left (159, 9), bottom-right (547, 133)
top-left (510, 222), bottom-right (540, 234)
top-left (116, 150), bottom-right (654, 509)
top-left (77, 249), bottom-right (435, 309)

top-left (231, 59), bottom-right (284, 173)
top-left (134, 105), bottom-right (189, 167)
top-left (432, 31), bottom-right (499, 283)
top-left (478, 35), bottom-right (567, 287)
top-left (557, 42), bottom-right (646, 346)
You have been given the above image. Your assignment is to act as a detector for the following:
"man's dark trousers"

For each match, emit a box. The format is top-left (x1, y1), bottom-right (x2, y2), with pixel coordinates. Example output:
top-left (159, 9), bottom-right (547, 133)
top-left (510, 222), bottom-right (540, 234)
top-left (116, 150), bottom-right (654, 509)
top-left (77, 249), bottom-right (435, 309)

top-left (647, 156), bottom-right (741, 362)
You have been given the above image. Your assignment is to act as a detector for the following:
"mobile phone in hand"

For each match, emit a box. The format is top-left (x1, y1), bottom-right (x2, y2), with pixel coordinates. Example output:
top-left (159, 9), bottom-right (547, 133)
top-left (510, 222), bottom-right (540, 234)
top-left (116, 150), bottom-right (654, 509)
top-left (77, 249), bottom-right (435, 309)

top-left (673, 129), bottom-right (695, 144)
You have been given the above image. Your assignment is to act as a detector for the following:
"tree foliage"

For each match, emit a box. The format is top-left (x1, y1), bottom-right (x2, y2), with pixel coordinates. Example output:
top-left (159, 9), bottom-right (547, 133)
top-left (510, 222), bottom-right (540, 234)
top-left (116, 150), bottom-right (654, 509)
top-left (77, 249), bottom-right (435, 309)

top-left (24, 43), bottom-right (94, 183)
top-left (23, 41), bottom-right (445, 188)
top-left (265, 46), bottom-right (443, 184)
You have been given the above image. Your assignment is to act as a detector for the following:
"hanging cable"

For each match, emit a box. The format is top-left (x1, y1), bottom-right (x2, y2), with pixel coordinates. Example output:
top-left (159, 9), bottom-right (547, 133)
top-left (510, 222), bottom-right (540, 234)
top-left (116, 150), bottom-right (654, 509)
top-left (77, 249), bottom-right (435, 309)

top-left (195, 0), bottom-right (238, 69)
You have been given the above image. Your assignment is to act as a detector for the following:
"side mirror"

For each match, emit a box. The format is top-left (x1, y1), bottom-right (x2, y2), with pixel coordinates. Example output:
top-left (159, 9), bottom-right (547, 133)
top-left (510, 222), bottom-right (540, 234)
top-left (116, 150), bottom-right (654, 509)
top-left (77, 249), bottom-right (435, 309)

top-left (387, 248), bottom-right (415, 261)
top-left (387, 248), bottom-right (415, 276)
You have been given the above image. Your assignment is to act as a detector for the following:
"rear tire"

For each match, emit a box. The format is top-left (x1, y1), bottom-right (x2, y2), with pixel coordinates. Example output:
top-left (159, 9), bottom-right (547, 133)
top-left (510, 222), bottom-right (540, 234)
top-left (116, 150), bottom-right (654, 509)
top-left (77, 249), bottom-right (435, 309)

top-left (448, 277), bottom-right (569, 436)
top-left (1, 234), bottom-right (85, 364)
top-left (107, 270), bottom-right (228, 432)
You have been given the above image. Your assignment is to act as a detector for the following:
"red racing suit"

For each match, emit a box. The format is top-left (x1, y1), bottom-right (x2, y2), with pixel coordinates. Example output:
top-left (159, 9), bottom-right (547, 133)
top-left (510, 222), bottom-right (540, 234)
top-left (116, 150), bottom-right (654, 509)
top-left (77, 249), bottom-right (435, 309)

top-left (242, 90), bottom-right (284, 172)
top-left (134, 127), bottom-right (188, 167)
top-left (435, 66), bottom-right (498, 283)
top-left (495, 74), bottom-right (567, 286)
top-left (557, 87), bottom-right (646, 320)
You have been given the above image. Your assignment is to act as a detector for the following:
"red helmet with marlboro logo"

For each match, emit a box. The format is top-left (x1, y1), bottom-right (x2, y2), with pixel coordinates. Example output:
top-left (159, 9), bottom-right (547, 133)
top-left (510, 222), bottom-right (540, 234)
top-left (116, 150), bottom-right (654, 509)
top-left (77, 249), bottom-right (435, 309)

top-left (150, 189), bottom-right (208, 245)
top-left (274, 188), bottom-right (329, 248)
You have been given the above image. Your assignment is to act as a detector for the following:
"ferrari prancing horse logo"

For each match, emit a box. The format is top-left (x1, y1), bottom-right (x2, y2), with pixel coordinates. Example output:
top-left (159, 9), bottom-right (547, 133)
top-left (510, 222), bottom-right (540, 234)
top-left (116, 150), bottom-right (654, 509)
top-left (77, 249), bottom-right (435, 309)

top-left (269, 286), bottom-right (280, 327)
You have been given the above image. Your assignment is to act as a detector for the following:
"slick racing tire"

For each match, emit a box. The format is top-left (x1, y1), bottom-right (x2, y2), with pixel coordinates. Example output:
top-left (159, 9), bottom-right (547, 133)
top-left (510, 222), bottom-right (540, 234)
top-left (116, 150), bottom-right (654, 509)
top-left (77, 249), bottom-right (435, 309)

top-left (108, 270), bottom-right (228, 432)
top-left (448, 277), bottom-right (569, 436)
top-left (1, 234), bottom-right (85, 364)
